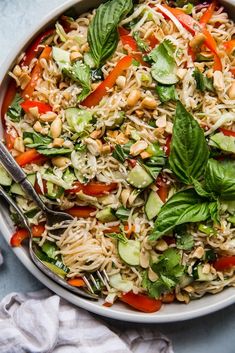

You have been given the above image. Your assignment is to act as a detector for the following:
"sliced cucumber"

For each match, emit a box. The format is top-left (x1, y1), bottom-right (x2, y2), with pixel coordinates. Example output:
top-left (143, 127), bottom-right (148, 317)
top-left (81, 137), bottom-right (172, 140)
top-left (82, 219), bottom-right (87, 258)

top-left (118, 239), bottom-right (140, 266)
top-left (42, 261), bottom-right (67, 278)
top-left (127, 164), bottom-right (153, 189)
top-left (145, 191), bottom-right (163, 220)
top-left (109, 273), bottom-right (133, 292)
top-left (178, 275), bottom-right (193, 288)
top-left (193, 264), bottom-right (214, 282)
top-left (96, 207), bottom-right (117, 223)
top-left (0, 165), bottom-right (12, 186)
top-left (52, 47), bottom-right (70, 69)
top-left (65, 108), bottom-right (92, 134)
top-left (10, 174), bottom-right (36, 196)
top-left (46, 181), bottom-right (64, 200)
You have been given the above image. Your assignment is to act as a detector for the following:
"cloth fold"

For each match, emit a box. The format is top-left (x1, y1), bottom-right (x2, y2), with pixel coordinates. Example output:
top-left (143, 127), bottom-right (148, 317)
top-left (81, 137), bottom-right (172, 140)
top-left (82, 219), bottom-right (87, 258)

top-left (0, 289), bottom-right (173, 353)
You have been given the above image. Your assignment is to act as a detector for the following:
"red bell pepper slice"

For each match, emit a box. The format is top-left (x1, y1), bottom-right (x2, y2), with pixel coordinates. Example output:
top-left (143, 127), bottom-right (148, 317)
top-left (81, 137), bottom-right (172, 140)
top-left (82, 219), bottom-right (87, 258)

top-left (15, 149), bottom-right (43, 167)
top-left (103, 224), bottom-right (135, 237)
top-left (21, 100), bottom-right (52, 114)
top-left (32, 224), bottom-right (45, 237)
top-left (1, 80), bottom-right (17, 122)
top-left (67, 181), bottom-right (118, 196)
top-left (66, 206), bottom-right (96, 218)
top-left (156, 177), bottom-right (169, 203)
top-left (81, 55), bottom-right (133, 107)
top-left (224, 40), bottom-right (235, 54)
top-left (160, 5), bottom-right (222, 71)
top-left (10, 229), bottom-right (29, 247)
top-left (21, 28), bottom-right (54, 67)
top-left (213, 256), bottom-right (235, 271)
top-left (118, 27), bottom-right (130, 36)
top-left (67, 278), bottom-right (86, 287)
top-left (10, 224), bottom-right (45, 247)
top-left (120, 291), bottom-right (162, 313)
top-left (120, 34), bottom-right (138, 51)
top-left (219, 128), bottom-right (235, 137)
top-left (4, 130), bottom-right (17, 150)
top-left (199, 1), bottom-right (216, 27)
top-left (22, 46), bottom-right (52, 99)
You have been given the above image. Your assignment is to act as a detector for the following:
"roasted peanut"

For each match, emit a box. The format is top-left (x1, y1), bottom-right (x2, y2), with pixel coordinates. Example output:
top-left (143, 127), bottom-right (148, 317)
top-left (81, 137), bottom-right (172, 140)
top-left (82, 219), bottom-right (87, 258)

top-left (189, 33), bottom-right (206, 50)
top-left (52, 156), bottom-right (70, 168)
top-left (116, 75), bottom-right (126, 89)
top-left (130, 140), bottom-right (148, 156)
top-left (127, 90), bottom-right (141, 107)
top-left (141, 97), bottom-right (157, 110)
top-left (50, 117), bottom-right (62, 138)
top-left (228, 81), bottom-right (235, 99)
top-left (14, 137), bottom-right (25, 153)
top-left (40, 112), bottom-right (57, 123)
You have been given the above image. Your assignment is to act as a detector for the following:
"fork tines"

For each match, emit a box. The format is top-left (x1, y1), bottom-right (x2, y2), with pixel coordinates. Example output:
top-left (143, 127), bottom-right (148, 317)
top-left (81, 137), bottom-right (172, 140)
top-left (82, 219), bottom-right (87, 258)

top-left (82, 270), bottom-right (109, 294)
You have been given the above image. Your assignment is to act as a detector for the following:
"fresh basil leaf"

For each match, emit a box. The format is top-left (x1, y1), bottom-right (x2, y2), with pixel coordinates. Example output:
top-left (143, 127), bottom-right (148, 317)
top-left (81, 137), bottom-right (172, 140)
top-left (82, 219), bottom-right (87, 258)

top-left (142, 248), bottom-right (184, 298)
top-left (62, 61), bottom-right (91, 101)
top-left (205, 159), bottom-right (235, 200)
top-left (140, 155), bottom-right (166, 180)
top-left (193, 68), bottom-right (214, 92)
top-left (209, 200), bottom-right (220, 224)
top-left (192, 178), bottom-right (214, 198)
top-left (149, 189), bottom-right (213, 240)
top-left (133, 31), bottom-right (149, 52)
top-left (176, 233), bottom-right (194, 250)
top-left (105, 232), bottom-right (128, 244)
top-left (37, 147), bottom-right (72, 156)
top-left (23, 131), bottom-right (52, 148)
top-left (169, 102), bottom-right (209, 184)
top-left (209, 132), bottom-right (235, 154)
top-left (7, 94), bottom-right (23, 122)
top-left (88, 0), bottom-right (133, 67)
top-left (112, 142), bottom-right (133, 163)
top-left (148, 39), bottom-right (178, 85)
top-left (156, 84), bottom-right (178, 103)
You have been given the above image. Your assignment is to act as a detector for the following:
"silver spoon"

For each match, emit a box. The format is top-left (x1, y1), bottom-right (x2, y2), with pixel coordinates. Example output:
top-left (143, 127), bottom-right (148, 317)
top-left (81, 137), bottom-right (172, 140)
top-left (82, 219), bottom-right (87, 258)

top-left (0, 141), bottom-right (97, 299)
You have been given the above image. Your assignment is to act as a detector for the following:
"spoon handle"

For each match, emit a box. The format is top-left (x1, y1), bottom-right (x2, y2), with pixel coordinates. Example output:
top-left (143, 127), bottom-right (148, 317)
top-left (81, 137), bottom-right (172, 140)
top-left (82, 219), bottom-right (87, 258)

top-left (0, 141), bottom-right (47, 212)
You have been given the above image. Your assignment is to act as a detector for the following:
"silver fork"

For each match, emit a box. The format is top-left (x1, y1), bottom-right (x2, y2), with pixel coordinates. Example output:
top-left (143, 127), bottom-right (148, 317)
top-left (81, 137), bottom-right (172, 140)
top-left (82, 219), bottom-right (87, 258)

top-left (0, 141), bottom-right (109, 298)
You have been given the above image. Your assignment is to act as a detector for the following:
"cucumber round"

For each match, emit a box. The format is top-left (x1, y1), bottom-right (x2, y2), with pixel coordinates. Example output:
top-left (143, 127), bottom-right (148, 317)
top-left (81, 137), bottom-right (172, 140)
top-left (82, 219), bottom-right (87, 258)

top-left (145, 191), bottom-right (163, 220)
top-left (127, 164), bottom-right (153, 189)
top-left (118, 240), bottom-right (140, 266)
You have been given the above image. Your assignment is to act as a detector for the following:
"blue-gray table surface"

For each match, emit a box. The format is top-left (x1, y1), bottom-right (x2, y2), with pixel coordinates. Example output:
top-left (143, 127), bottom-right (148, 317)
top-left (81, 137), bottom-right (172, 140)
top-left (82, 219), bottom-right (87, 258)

top-left (0, 1), bottom-right (235, 352)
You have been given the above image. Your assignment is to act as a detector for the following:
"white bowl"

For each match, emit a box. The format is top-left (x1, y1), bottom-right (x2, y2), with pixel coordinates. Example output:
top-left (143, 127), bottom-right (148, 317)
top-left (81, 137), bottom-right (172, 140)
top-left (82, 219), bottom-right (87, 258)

top-left (0, 0), bottom-right (235, 323)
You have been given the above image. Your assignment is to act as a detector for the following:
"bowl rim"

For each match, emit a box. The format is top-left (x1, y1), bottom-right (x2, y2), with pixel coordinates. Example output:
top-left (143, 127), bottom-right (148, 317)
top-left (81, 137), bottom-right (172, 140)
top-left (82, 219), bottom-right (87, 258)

top-left (0, 0), bottom-right (235, 323)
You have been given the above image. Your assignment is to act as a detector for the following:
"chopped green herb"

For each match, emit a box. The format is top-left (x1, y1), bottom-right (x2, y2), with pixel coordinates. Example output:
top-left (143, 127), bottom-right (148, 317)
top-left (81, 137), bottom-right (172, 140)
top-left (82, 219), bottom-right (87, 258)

top-left (193, 68), bottom-right (214, 93)
top-left (7, 93), bottom-right (23, 122)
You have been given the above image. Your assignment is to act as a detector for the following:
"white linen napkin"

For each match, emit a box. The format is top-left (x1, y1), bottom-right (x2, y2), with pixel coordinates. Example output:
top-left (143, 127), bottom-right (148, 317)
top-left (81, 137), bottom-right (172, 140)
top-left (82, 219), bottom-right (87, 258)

top-left (0, 289), bottom-right (174, 353)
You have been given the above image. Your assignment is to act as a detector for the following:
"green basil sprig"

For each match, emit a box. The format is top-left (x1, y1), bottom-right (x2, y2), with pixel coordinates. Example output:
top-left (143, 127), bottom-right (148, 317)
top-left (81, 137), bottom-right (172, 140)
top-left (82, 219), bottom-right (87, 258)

top-left (63, 61), bottom-right (91, 101)
top-left (148, 39), bottom-right (178, 85)
top-left (169, 102), bottom-right (209, 184)
top-left (149, 189), bottom-right (217, 240)
top-left (205, 159), bottom-right (235, 200)
top-left (88, 0), bottom-right (133, 68)
top-left (7, 93), bottom-right (23, 122)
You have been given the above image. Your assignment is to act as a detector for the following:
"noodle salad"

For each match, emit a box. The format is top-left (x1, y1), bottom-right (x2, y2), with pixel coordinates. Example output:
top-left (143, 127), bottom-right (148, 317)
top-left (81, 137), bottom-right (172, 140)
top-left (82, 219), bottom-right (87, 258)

top-left (2, 0), bottom-right (235, 313)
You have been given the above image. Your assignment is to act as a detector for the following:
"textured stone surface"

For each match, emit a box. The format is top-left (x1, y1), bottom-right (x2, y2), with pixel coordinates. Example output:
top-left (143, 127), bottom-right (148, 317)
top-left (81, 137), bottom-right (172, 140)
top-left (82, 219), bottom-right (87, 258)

top-left (0, 1), bottom-right (235, 352)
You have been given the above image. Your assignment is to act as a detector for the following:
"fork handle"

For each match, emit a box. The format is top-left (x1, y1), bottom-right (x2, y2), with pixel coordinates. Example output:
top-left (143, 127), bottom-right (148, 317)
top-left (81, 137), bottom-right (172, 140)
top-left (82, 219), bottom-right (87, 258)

top-left (0, 141), bottom-right (47, 212)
